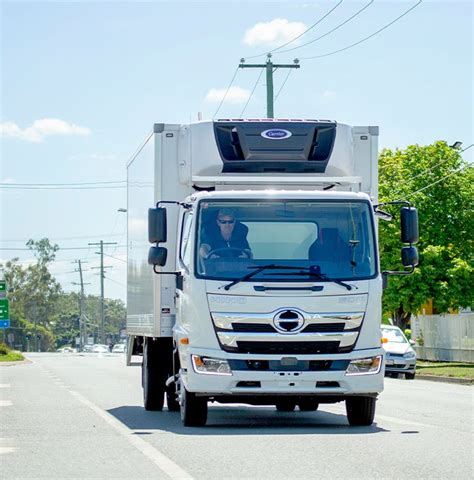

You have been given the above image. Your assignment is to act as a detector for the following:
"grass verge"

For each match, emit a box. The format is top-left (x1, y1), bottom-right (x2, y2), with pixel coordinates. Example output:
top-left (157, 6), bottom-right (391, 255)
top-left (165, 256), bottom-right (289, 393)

top-left (0, 351), bottom-right (25, 362)
top-left (416, 361), bottom-right (474, 379)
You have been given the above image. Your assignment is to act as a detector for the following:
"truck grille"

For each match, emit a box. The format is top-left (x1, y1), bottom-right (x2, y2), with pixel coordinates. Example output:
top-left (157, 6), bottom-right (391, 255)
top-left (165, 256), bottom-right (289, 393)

top-left (212, 310), bottom-right (364, 355)
top-left (226, 341), bottom-right (341, 355)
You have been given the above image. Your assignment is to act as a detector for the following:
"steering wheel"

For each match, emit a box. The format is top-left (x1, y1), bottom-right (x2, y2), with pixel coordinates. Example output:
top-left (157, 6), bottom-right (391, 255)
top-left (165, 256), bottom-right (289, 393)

top-left (206, 247), bottom-right (251, 259)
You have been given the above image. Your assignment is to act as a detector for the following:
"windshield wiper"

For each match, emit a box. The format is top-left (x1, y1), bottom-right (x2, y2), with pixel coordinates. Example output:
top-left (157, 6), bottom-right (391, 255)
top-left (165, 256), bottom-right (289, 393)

top-left (222, 265), bottom-right (353, 291)
top-left (222, 264), bottom-right (302, 291)
top-left (265, 266), bottom-right (353, 291)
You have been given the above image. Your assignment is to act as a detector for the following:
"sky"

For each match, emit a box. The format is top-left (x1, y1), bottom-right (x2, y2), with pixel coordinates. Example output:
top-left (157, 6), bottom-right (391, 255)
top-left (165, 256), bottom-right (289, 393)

top-left (1, 0), bottom-right (472, 303)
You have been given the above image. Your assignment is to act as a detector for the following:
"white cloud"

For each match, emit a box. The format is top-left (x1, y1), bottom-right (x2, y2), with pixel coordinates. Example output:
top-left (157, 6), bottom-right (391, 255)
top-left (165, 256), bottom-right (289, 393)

top-left (205, 86), bottom-right (250, 104)
top-left (0, 118), bottom-right (92, 142)
top-left (243, 18), bottom-right (307, 47)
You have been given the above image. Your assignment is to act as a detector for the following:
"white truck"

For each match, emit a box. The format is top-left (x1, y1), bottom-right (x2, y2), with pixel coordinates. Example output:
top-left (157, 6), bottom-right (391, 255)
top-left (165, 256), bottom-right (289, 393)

top-left (126, 119), bottom-right (419, 427)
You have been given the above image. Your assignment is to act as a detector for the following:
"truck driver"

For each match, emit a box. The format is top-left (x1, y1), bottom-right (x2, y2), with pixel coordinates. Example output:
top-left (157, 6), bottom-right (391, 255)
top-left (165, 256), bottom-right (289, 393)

top-left (199, 208), bottom-right (252, 259)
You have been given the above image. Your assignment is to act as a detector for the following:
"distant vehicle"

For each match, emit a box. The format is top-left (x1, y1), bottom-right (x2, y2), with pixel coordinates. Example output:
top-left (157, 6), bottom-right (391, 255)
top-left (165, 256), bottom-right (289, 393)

top-left (82, 344), bottom-right (94, 353)
top-left (57, 346), bottom-right (75, 353)
top-left (381, 325), bottom-right (416, 379)
top-left (92, 344), bottom-right (109, 353)
top-left (112, 343), bottom-right (126, 353)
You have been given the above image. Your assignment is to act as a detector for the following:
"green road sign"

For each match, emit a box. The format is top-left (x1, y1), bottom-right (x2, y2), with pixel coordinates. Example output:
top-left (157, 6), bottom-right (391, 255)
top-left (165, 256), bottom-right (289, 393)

top-left (0, 280), bottom-right (6, 292)
top-left (0, 298), bottom-right (9, 320)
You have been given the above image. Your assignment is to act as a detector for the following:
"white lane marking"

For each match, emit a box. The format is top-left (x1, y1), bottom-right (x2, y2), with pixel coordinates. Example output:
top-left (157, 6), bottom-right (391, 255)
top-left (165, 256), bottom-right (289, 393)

top-left (0, 447), bottom-right (16, 454)
top-left (0, 384), bottom-right (11, 388)
top-left (68, 389), bottom-right (193, 480)
top-left (375, 414), bottom-right (429, 428)
top-left (0, 400), bottom-right (13, 407)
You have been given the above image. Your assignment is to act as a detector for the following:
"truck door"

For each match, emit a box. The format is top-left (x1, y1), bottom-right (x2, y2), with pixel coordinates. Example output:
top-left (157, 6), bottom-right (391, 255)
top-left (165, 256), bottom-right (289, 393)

top-left (176, 210), bottom-right (193, 322)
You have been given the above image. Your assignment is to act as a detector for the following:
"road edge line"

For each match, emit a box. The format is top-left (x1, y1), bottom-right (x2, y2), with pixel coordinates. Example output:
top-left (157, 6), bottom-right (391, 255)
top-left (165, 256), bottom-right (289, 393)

top-left (68, 389), bottom-right (194, 480)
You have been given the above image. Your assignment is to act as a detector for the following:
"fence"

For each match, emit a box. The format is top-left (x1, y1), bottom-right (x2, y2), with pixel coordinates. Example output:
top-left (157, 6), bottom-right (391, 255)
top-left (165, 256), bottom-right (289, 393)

top-left (412, 313), bottom-right (474, 363)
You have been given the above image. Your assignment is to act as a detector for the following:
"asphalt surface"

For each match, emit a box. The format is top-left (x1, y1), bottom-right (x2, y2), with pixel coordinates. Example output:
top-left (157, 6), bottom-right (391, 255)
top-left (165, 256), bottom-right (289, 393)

top-left (1, 352), bottom-right (472, 480)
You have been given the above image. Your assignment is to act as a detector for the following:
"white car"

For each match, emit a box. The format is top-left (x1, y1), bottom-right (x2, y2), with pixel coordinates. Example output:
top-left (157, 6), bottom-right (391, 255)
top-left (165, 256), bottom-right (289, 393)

top-left (91, 344), bottom-right (109, 353)
top-left (381, 325), bottom-right (417, 379)
top-left (112, 343), bottom-right (126, 353)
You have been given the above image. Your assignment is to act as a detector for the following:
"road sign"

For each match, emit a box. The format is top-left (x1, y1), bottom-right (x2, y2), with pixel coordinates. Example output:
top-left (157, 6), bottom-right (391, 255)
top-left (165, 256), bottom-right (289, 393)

top-left (0, 299), bottom-right (9, 321)
top-left (0, 320), bottom-right (10, 329)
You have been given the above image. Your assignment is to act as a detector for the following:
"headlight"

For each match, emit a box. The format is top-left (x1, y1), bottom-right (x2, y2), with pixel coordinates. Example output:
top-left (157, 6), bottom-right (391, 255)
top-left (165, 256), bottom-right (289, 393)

top-left (403, 351), bottom-right (416, 359)
top-left (345, 356), bottom-right (382, 376)
top-left (191, 355), bottom-right (232, 376)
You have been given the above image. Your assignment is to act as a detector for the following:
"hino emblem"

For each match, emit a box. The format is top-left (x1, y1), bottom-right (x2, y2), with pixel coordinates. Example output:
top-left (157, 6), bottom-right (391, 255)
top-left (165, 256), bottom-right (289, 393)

top-left (273, 309), bottom-right (305, 334)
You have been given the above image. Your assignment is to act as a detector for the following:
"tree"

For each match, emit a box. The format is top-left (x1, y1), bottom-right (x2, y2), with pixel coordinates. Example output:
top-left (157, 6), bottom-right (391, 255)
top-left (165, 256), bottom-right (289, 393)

top-left (379, 141), bottom-right (473, 330)
top-left (2, 238), bottom-right (62, 351)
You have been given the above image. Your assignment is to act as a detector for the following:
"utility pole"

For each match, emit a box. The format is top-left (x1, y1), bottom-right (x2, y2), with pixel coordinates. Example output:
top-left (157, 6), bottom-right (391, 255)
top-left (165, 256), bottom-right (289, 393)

top-left (72, 260), bottom-right (90, 350)
top-left (89, 241), bottom-right (116, 344)
top-left (239, 54), bottom-right (300, 118)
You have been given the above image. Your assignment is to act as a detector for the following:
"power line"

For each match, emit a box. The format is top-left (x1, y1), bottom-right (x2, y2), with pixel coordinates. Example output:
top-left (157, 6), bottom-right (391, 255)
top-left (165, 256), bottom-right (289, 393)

top-left (244, 0), bottom-right (344, 59)
top-left (126, 130), bottom-right (153, 168)
top-left (102, 253), bottom-right (126, 263)
top-left (300, 0), bottom-right (423, 60)
top-left (2, 233), bottom-right (124, 242)
top-left (274, 69), bottom-right (294, 102)
top-left (1, 180), bottom-right (125, 186)
top-left (0, 245), bottom-right (127, 251)
top-left (239, 68), bottom-right (265, 117)
top-left (1, 185), bottom-right (126, 190)
top-left (276, 0), bottom-right (374, 55)
top-left (212, 66), bottom-right (241, 120)
top-left (402, 143), bottom-right (473, 183)
top-left (397, 163), bottom-right (473, 200)
top-left (104, 276), bottom-right (126, 288)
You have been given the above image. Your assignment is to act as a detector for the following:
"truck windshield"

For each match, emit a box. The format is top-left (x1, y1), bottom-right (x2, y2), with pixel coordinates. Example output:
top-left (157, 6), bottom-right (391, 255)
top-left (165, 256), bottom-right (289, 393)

top-left (195, 200), bottom-right (377, 282)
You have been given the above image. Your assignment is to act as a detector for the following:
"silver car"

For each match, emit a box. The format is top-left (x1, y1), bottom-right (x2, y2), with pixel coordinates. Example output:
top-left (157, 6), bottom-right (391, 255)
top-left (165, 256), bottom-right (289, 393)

top-left (381, 325), bottom-right (416, 379)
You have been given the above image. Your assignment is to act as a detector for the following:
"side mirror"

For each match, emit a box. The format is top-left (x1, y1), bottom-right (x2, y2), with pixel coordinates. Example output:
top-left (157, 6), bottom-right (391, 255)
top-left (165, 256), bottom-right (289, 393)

top-left (402, 245), bottom-right (419, 267)
top-left (148, 208), bottom-right (167, 244)
top-left (409, 339), bottom-right (416, 346)
top-left (400, 207), bottom-right (419, 244)
top-left (148, 246), bottom-right (167, 266)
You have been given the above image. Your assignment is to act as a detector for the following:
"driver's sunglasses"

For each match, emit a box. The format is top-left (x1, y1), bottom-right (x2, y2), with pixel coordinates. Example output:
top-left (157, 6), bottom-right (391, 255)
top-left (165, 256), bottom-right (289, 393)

top-left (218, 219), bottom-right (235, 225)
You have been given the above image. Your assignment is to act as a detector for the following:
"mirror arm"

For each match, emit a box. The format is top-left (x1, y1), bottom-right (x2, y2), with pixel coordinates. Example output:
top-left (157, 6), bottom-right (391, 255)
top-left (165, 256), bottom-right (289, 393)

top-left (152, 266), bottom-right (182, 276)
top-left (382, 266), bottom-right (415, 277)
top-left (375, 200), bottom-right (412, 209)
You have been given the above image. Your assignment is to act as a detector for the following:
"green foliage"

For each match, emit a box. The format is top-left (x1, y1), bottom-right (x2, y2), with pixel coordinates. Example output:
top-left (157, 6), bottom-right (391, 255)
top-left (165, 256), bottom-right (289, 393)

top-left (1, 238), bottom-right (126, 350)
top-left (379, 142), bottom-right (474, 329)
top-left (0, 342), bottom-right (9, 355)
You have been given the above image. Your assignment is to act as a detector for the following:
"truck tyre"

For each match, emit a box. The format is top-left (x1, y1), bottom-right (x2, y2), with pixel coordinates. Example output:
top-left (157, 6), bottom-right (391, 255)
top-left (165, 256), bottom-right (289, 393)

top-left (298, 399), bottom-right (319, 412)
top-left (180, 386), bottom-right (208, 427)
top-left (345, 396), bottom-right (376, 426)
top-left (275, 400), bottom-right (297, 412)
top-left (166, 383), bottom-right (180, 412)
top-left (142, 338), bottom-right (167, 411)
top-left (405, 372), bottom-right (416, 380)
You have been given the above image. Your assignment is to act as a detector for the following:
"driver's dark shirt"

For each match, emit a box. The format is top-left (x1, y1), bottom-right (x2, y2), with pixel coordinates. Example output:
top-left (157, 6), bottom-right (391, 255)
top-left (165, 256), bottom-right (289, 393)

top-left (202, 223), bottom-right (250, 253)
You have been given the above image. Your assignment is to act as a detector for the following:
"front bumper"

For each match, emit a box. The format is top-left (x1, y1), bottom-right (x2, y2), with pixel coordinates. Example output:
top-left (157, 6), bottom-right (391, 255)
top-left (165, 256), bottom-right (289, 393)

top-left (385, 357), bottom-right (416, 374)
top-left (181, 347), bottom-right (384, 396)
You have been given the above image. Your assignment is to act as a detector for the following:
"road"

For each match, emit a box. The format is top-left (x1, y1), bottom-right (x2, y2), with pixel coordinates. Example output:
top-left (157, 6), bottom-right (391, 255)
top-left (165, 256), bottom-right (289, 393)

top-left (1, 352), bottom-right (472, 479)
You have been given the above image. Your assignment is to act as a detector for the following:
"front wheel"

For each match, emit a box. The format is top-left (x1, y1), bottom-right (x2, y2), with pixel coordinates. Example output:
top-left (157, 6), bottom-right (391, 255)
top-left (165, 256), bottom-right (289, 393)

top-left (405, 372), bottom-right (416, 380)
top-left (346, 396), bottom-right (376, 426)
top-left (180, 385), bottom-right (208, 427)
